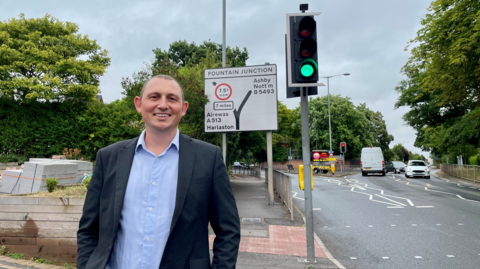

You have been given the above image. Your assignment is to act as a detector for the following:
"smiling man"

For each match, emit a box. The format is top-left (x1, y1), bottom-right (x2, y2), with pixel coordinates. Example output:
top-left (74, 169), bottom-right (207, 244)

top-left (77, 75), bottom-right (240, 269)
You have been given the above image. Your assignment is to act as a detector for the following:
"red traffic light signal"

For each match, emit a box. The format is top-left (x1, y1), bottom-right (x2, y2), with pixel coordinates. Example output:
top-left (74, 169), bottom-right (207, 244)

top-left (340, 142), bottom-right (347, 153)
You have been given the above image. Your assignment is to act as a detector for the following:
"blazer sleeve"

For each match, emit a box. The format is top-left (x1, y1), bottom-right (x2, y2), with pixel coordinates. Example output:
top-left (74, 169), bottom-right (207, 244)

top-left (208, 146), bottom-right (241, 269)
top-left (77, 149), bottom-right (105, 269)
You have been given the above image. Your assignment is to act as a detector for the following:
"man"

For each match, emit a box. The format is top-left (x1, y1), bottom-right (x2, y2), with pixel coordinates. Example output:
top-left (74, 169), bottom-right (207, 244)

top-left (77, 75), bottom-right (240, 269)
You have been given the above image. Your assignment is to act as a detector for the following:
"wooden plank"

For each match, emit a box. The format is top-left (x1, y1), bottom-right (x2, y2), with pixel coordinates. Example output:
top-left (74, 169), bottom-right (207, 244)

top-left (36, 237), bottom-right (77, 247)
top-left (0, 236), bottom-right (36, 245)
top-left (0, 228), bottom-right (77, 238)
top-left (0, 212), bottom-right (82, 221)
top-left (0, 205), bottom-right (83, 213)
top-left (0, 220), bottom-right (79, 230)
top-left (2, 245), bottom-right (78, 255)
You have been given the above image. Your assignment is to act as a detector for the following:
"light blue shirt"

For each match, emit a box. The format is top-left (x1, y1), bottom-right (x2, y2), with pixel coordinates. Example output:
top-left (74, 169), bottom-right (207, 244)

top-left (106, 129), bottom-right (180, 269)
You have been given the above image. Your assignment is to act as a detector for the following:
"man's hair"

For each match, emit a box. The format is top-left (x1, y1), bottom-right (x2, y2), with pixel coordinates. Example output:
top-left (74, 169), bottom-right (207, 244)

top-left (140, 75), bottom-right (185, 102)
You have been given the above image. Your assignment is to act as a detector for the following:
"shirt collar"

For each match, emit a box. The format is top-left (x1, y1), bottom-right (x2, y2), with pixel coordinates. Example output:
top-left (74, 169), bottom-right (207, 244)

top-left (136, 129), bottom-right (180, 154)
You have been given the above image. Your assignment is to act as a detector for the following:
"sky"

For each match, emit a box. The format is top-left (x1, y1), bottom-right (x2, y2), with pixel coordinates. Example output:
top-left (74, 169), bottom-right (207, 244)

top-left (0, 0), bottom-right (433, 160)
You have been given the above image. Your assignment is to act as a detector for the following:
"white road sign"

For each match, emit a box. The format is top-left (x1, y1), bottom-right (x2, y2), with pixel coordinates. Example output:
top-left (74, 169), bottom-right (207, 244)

top-left (204, 64), bottom-right (278, 132)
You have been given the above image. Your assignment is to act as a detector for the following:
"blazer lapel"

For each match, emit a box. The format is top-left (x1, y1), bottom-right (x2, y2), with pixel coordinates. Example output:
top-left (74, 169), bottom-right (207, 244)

top-left (169, 133), bottom-right (196, 234)
top-left (113, 137), bottom-right (139, 231)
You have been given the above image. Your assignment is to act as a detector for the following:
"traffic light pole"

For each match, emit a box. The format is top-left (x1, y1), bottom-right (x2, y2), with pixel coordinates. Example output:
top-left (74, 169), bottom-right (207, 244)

top-left (327, 77), bottom-right (332, 152)
top-left (300, 87), bottom-right (315, 262)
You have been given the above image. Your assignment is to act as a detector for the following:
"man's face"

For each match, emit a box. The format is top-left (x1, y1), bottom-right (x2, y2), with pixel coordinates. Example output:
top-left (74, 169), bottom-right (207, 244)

top-left (134, 78), bottom-right (188, 136)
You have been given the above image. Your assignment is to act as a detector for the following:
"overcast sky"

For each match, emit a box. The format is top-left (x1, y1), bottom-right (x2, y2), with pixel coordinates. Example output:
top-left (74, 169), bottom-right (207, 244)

top-left (1, 0), bottom-right (433, 159)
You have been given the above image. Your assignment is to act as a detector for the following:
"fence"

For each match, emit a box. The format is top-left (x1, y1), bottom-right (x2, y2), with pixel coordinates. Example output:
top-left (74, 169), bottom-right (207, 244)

top-left (264, 169), bottom-right (293, 220)
top-left (440, 164), bottom-right (479, 183)
top-left (231, 166), bottom-right (260, 176)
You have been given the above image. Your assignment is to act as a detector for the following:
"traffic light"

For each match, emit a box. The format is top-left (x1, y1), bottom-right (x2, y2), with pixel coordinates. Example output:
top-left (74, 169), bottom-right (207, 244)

top-left (287, 14), bottom-right (318, 84)
top-left (340, 142), bottom-right (347, 153)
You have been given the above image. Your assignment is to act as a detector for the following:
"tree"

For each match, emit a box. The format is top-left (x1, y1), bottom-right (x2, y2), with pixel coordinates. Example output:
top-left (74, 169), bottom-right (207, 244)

top-left (396, 0), bottom-right (480, 160)
top-left (153, 40), bottom-right (248, 69)
top-left (357, 104), bottom-right (395, 160)
top-left (0, 14), bottom-right (111, 102)
top-left (405, 0), bottom-right (480, 109)
top-left (294, 95), bottom-right (392, 159)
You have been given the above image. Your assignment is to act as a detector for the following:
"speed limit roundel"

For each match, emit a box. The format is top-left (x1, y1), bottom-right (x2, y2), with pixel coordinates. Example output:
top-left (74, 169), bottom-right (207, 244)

top-left (313, 152), bottom-right (320, 160)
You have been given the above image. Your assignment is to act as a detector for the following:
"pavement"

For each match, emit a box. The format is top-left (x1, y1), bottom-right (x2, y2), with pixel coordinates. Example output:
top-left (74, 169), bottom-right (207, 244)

top-left (0, 172), bottom-right (341, 269)
top-left (210, 173), bottom-right (342, 269)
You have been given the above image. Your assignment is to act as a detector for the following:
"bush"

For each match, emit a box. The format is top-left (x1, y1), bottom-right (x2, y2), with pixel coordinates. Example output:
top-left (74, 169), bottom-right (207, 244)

top-left (83, 177), bottom-right (91, 189)
top-left (0, 245), bottom-right (6, 255)
top-left (46, 177), bottom-right (59, 193)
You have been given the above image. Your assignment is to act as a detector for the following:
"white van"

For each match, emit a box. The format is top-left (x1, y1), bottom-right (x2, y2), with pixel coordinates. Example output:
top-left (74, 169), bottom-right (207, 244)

top-left (361, 147), bottom-right (385, 176)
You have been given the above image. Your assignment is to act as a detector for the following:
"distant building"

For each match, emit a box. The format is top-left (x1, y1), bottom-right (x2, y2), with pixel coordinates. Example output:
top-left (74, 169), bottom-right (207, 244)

top-left (96, 94), bottom-right (104, 103)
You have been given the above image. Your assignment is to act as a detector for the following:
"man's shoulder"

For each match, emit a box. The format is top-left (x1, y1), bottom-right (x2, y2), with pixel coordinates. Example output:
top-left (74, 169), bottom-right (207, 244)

top-left (99, 137), bottom-right (139, 155)
top-left (180, 133), bottom-right (219, 152)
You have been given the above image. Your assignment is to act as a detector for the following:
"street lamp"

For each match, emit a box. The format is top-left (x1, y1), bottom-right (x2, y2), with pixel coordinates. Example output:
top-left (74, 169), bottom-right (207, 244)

top-left (319, 73), bottom-right (350, 152)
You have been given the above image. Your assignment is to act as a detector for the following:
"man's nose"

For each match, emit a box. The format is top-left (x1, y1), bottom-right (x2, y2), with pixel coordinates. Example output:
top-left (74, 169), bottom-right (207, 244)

top-left (156, 97), bottom-right (168, 109)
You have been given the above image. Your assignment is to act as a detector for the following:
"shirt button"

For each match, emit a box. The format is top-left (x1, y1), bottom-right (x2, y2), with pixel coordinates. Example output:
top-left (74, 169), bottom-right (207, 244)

top-left (149, 208), bottom-right (153, 211)
top-left (152, 182), bottom-right (156, 185)
top-left (146, 237), bottom-right (150, 241)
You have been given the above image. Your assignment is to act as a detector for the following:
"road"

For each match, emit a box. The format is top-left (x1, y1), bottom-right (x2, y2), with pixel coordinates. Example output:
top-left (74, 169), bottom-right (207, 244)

top-left (290, 169), bottom-right (480, 269)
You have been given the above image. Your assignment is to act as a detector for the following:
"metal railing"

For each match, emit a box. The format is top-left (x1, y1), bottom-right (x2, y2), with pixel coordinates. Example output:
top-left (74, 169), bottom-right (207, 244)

top-left (440, 164), bottom-right (479, 183)
top-left (264, 168), bottom-right (293, 220)
top-left (231, 166), bottom-right (260, 176)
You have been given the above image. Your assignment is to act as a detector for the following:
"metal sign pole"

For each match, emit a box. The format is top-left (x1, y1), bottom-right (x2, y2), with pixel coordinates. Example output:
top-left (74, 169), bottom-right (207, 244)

top-left (267, 131), bottom-right (274, 205)
top-left (300, 87), bottom-right (315, 261)
top-left (222, 0), bottom-right (227, 164)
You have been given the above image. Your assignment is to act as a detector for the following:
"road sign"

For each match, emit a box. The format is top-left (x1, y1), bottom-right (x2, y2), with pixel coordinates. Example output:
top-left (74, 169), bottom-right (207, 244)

top-left (288, 156), bottom-right (293, 160)
top-left (204, 64), bottom-right (278, 132)
top-left (328, 150), bottom-right (333, 154)
top-left (329, 153), bottom-right (333, 158)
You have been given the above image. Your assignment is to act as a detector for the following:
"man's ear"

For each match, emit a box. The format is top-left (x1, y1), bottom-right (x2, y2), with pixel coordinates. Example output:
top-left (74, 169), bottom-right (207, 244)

top-left (134, 96), bottom-right (142, 113)
top-left (181, 101), bottom-right (189, 116)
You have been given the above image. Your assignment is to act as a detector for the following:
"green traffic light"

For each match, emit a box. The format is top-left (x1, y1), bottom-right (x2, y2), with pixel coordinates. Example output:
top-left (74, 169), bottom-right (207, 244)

top-left (301, 65), bottom-right (314, 77)
top-left (300, 58), bottom-right (318, 77)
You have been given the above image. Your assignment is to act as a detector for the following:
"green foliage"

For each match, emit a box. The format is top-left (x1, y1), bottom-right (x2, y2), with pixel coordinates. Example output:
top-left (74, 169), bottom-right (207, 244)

top-left (0, 14), bottom-right (111, 102)
top-left (46, 177), bottom-right (59, 192)
top-left (0, 245), bottom-right (6, 255)
top-left (0, 98), bottom-right (141, 160)
top-left (273, 145), bottom-right (288, 163)
top-left (6, 252), bottom-right (24, 259)
top-left (295, 95), bottom-right (393, 159)
top-left (396, 0), bottom-right (480, 161)
top-left (83, 176), bottom-right (91, 189)
top-left (153, 40), bottom-right (248, 69)
top-left (64, 262), bottom-right (75, 269)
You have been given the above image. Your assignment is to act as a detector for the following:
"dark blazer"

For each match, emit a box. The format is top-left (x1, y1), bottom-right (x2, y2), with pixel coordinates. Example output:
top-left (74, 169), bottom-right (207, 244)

top-left (77, 133), bottom-right (240, 269)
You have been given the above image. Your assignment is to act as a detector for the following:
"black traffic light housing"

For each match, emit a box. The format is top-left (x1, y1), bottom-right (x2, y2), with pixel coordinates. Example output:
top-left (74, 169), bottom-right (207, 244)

top-left (285, 34), bottom-right (317, 98)
top-left (340, 142), bottom-right (347, 153)
top-left (288, 15), bottom-right (318, 84)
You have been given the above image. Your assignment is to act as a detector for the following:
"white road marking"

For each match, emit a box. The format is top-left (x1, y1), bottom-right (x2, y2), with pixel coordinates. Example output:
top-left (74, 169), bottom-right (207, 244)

top-left (387, 206), bottom-right (404, 208)
top-left (406, 182), bottom-right (410, 185)
top-left (415, 206), bottom-right (434, 208)
top-left (350, 257), bottom-right (357, 260)
top-left (414, 256), bottom-right (423, 259)
top-left (456, 195), bottom-right (480, 203)
top-left (313, 208), bottom-right (321, 210)
top-left (368, 225), bottom-right (373, 227)
top-left (412, 224), bottom-right (417, 226)
top-left (346, 226), bottom-right (350, 228)
top-left (446, 255), bottom-right (455, 258)
top-left (391, 225), bottom-right (396, 227)
top-left (381, 194), bottom-right (415, 206)
top-left (436, 224), bottom-right (441, 226)
top-left (375, 194), bottom-right (407, 207)
top-left (382, 257), bottom-right (389, 260)
top-left (292, 191), bottom-right (305, 200)
top-left (458, 223), bottom-right (464, 225)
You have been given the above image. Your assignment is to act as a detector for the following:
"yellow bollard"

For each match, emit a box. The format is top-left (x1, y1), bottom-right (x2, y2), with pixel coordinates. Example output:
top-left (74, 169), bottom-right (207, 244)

top-left (330, 163), bottom-right (335, 174)
top-left (298, 165), bottom-right (314, 190)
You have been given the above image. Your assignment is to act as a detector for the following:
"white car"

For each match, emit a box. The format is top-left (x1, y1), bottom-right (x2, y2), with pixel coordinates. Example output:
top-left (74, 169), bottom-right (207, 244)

top-left (405, 160), bottom-right (430, 179)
